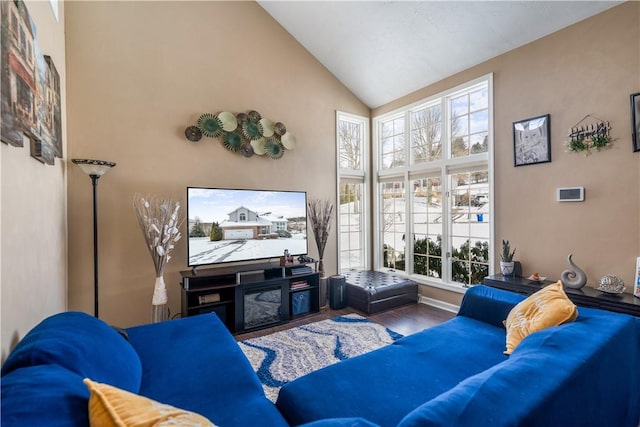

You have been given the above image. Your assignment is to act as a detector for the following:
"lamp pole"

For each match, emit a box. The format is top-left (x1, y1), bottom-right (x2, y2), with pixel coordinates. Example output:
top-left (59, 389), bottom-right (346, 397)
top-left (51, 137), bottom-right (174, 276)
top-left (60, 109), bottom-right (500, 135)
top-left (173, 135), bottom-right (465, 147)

top-left (90, 174), bottom-right (100, 318)
top-left (72, 159), bottom-right (116, 318)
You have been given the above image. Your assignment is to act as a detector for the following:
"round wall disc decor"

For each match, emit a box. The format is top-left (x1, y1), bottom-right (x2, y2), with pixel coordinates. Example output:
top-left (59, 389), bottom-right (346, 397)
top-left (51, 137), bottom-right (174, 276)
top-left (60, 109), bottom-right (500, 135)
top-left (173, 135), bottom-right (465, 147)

top-left (218, 111), bottom-right (238, 132)
top-left (185, 110), bottom-right (297, 160)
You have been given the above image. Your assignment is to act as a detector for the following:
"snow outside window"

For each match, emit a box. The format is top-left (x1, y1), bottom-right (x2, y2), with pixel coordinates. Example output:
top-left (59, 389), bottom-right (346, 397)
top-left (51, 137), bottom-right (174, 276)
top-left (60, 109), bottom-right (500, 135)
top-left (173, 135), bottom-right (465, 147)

top-left (374, 75), bottom-right (493, 291)
top-left (337, 111), bottom-right (369, 271)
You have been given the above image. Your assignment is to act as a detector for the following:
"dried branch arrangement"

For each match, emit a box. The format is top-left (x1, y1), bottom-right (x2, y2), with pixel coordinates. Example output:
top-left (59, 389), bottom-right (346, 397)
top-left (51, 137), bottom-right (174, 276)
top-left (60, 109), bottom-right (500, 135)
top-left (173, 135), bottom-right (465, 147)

top-left (133, 193), bottom-right (183, 278)
top-left (307, 199), bottom-right (334, 261)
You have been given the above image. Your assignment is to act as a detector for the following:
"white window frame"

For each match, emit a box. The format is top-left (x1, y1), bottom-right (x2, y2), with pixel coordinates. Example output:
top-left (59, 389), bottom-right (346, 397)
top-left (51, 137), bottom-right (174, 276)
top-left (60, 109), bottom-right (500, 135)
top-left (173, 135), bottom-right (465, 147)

top-left (336, 111), bottom-right (370, 272)
top-left (372, 74), bottom-right (494, 293)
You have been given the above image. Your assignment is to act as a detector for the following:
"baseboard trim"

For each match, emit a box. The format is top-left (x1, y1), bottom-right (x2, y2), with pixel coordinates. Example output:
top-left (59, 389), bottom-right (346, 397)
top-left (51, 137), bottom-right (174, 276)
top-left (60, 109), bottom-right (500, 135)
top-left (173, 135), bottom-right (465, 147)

top-left (419, 296), bottom-right (460, 314)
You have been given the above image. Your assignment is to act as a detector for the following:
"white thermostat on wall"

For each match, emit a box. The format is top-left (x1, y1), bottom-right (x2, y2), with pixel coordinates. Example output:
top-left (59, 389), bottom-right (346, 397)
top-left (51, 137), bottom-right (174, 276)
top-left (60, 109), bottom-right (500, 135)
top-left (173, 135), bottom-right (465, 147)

top-left (557, 187), bottom-right (585, 202)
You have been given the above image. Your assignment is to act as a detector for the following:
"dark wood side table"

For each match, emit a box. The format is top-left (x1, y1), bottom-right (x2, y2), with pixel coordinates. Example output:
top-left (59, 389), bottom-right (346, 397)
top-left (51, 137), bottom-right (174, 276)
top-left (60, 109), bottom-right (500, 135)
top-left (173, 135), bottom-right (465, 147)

top-left (483, 274), bottom-right (640, 317)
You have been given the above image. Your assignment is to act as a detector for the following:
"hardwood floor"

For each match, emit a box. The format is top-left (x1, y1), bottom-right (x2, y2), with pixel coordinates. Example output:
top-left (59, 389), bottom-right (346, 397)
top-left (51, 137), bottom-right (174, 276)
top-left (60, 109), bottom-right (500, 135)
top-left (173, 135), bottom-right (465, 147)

top-left (235, 302), bottom-right (456, 340)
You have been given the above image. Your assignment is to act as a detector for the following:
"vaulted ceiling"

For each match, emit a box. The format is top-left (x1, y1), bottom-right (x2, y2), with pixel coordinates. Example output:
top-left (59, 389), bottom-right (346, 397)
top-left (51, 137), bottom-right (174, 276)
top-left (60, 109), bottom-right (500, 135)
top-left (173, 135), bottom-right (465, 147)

top-left (258, 1), bottom-right (622, 108)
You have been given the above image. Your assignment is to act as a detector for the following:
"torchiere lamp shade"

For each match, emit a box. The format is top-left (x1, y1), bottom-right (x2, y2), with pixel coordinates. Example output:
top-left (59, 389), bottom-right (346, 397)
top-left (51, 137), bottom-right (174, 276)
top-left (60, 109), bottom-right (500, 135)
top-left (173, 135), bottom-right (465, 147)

top-left (72, 159), bottom-right (116, 176)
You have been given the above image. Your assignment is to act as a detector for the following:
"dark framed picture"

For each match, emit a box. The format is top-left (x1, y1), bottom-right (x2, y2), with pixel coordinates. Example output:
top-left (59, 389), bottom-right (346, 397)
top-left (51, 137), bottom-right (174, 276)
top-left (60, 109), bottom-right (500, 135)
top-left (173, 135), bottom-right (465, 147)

top-left (631, 93), bottom-right (640, 153)
top-left (513, 114), bottom-right (551, 167)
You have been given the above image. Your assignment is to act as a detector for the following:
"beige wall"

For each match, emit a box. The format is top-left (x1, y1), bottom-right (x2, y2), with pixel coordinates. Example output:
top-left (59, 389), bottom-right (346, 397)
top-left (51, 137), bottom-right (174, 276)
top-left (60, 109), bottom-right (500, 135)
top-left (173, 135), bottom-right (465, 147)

top-left (1, 1), bottom-right (67, 359)
top-left (65, 1), bottom-right (369, 327)
top-left (4, 1), bottom-right (638, 344)
top-left (374, 2), bottom-right (640, 306)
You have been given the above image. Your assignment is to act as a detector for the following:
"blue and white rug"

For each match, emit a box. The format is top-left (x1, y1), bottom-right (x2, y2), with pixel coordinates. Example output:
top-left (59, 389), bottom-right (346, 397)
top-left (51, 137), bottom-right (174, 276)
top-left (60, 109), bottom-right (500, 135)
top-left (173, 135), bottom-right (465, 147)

top-left (238, 314), bottom-right (403, 402)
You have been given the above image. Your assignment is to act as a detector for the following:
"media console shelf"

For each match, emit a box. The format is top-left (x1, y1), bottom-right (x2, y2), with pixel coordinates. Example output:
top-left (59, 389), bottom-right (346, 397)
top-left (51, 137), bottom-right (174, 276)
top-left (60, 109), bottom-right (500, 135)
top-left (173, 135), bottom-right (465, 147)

top-left (180, 262), bottom-right (320, 333)
top-left (483, 274), bottom-right (640, 317)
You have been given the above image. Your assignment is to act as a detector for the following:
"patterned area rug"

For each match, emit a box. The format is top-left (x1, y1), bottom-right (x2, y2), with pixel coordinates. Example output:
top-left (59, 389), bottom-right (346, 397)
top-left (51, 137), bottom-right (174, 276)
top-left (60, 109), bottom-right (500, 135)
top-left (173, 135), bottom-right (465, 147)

top-left (238, 314), bottom-right (403, 402)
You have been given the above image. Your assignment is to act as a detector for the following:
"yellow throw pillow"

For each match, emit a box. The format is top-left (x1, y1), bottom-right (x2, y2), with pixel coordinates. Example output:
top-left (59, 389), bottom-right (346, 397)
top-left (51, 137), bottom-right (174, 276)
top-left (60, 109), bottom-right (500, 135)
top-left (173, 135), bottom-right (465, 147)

top-left (503, 280), bottom-right (578, 355)
top-left (83, 378), bottom-right (217, 427)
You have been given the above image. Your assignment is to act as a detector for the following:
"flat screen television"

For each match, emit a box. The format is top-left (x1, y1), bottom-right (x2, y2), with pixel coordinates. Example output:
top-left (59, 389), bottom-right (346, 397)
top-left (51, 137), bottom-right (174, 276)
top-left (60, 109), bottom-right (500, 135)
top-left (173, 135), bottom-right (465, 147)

top-left (187, 187), bottom-right (308, 267)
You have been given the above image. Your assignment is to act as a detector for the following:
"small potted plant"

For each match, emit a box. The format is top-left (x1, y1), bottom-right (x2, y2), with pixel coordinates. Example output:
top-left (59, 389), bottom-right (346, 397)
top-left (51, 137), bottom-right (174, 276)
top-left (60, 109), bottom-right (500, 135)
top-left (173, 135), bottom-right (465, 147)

top-left (500, 240), bottom-right (516, 277)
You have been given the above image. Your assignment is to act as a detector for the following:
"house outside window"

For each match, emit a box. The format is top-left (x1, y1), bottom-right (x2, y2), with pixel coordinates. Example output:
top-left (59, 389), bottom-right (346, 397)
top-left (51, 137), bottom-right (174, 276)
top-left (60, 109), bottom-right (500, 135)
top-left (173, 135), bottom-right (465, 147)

top-left (373, 75), bottom-right (493, 290)
top-left (337, 111), bottom-right (369, 272)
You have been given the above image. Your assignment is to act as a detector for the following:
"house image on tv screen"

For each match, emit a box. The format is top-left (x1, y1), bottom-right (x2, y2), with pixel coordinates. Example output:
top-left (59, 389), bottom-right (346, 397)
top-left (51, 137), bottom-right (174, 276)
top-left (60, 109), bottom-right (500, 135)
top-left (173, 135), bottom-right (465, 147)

top-left (220, 206), bottom-right (288, 240)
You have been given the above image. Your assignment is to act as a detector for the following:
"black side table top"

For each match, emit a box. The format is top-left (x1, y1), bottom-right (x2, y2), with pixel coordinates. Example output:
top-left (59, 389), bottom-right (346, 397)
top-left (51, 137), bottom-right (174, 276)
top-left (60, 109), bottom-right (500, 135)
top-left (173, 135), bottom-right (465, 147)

top-left (483, 274), bottom-right (640, 317)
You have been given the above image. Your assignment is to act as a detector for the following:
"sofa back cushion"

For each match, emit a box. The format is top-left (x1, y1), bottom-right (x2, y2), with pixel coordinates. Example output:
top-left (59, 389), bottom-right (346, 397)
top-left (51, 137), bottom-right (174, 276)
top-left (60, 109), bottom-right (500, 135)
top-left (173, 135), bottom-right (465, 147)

top-left (1, 311), bottom-right (142, 393)
top-left (1, 364), bottom-right (89, 426)
top-left (457, 285), bottom-right (524, 328)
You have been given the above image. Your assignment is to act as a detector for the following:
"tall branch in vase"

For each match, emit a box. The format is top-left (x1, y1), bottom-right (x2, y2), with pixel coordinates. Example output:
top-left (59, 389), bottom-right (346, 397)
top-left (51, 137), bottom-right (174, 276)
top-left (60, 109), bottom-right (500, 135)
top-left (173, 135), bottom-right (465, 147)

top-left (308, 199), bottom-right (333, 277)
top-left (133, 193), bottom-right (183, 322)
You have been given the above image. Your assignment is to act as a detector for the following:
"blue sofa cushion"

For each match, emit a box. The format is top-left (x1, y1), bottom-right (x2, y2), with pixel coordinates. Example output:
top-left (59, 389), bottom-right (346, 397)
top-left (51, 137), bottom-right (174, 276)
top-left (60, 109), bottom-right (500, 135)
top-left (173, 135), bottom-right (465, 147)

top-left (126, 313), bottom-right (288, 427)
top-left (1, 365), bottom-right (89, 426)
top-left (277, 315), bottom-right (508, 426)
top-left (398, 307), bottom-right (640, 427)
top-left (457, 285), bottom-right (524, 328)
top-left (300, 418), bottom-right (381, 427)
top-left (1, 311), bottom-right (142, 393)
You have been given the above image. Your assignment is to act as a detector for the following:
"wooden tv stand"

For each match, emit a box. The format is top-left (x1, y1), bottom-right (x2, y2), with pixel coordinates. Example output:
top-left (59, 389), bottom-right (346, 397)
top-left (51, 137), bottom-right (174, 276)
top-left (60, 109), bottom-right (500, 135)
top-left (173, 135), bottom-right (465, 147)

top-left (180, 262), bottom-right (320, 333)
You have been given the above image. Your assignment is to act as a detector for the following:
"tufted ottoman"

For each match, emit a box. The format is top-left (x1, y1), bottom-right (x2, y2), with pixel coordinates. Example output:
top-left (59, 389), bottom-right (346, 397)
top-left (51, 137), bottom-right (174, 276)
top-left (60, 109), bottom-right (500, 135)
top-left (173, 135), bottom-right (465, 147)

top-left (342, 270), bottom-right (419, 314)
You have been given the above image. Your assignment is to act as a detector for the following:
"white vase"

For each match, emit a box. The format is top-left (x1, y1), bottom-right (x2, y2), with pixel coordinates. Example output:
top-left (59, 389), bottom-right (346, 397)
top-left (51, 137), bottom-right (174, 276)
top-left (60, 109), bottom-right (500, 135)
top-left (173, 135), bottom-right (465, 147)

top-left (151, 276), bottom-right (169, 323)
top-left (500, 261), bottom-right (515, 277)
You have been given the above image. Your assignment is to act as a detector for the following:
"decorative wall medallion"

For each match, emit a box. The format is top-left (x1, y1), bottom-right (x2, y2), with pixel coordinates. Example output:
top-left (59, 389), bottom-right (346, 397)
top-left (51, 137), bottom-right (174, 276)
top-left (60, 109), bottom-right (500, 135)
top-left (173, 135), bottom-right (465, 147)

top-left (185, 110), bottom-right (296, 159)
top-left (223, 131), bottom-right (244, 152)
top-left (265, 138), bottom-right (284, 159)
top-left (243, 121), bottom-right (264, 140)
top-left (236, 112), bottom-right (248, 125)
top-left (281, 132), bottom-right (296, 150)
top-left (251, 137), bottom-right (267, 155)
top-left (260, 118), bottom-right (275, 137)
top-left (247, 110), bottom-right (262, 122)
top-left (185, 126), bottom-right (202, 142)
top-left (274, 122), bottom-right (287, 136)
top-left (218, 111), bottom-right (238, 132)
top-left (240, 143), bottom-right (254, 158)
top-left (197, 113), bottom-right (223, 138)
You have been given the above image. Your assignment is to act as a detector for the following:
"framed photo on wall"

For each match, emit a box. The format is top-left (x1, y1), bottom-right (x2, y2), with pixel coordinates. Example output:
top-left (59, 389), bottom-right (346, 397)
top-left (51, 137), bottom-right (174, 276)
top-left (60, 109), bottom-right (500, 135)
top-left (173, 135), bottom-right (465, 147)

top-left (513, 114), bottom-right (551, 167)
top-left (631, 93), bottom-right (640, 152)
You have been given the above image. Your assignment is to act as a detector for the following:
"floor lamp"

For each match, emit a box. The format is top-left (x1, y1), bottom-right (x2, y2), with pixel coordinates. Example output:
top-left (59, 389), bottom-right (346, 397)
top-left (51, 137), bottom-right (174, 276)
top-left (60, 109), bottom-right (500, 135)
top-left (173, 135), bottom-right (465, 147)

top-left (72, 159), bottom-right (116, 318)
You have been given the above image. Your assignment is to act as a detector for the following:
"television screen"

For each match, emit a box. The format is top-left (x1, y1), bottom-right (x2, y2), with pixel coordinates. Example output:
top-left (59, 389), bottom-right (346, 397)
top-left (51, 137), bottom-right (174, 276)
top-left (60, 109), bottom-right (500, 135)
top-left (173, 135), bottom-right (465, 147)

top-left (187, 187), bottom-right (308, 267)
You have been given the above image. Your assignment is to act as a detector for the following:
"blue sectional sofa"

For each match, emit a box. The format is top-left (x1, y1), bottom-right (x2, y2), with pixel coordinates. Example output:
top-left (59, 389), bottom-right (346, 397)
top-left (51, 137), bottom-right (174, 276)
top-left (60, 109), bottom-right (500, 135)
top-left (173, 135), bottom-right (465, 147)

top-left (277, 286), bottom-right (640, 427)
top-left (2, 285), bottom-right (639, 426)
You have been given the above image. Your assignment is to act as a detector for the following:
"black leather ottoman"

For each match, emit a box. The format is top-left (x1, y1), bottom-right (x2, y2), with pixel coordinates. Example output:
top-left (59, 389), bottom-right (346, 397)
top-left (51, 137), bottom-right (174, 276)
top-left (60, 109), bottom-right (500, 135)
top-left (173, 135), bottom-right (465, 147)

top-left (342, 270), bottom-right (418, 314)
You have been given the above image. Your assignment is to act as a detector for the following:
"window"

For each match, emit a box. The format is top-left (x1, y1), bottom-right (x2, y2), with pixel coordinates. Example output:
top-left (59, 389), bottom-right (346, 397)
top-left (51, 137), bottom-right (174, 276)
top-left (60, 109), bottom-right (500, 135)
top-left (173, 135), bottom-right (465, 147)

top-left (337, 111), bottom-right (369, 272)
top-left (374, 75), bottom-right (493, 290)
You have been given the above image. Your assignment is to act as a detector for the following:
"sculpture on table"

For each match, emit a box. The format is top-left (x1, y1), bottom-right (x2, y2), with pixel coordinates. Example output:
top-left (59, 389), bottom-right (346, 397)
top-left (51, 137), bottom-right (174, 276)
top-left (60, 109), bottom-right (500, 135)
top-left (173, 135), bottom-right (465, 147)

top-left (561, 254), bottom-right (587, 289)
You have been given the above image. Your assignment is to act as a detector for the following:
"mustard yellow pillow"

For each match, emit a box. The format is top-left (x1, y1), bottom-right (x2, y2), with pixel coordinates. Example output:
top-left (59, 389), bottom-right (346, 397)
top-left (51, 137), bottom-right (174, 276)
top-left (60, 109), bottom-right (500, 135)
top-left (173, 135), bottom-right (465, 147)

top-left (503, 280), bottom-right (578, 355)
top-left (83, 378), bottom-right (217, 427)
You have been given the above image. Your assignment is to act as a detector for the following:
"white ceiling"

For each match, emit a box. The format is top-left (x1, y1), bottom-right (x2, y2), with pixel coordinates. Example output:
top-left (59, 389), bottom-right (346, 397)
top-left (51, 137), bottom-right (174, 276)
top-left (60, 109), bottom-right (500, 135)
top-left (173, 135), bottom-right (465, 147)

top-left (258, 1), bottom-right (622, 109)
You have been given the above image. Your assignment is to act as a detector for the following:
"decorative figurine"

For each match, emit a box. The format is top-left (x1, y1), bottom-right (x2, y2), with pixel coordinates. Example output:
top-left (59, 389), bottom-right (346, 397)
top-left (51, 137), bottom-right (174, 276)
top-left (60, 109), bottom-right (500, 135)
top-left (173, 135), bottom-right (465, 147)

top-left (561, 254), bottom-right (587, 289)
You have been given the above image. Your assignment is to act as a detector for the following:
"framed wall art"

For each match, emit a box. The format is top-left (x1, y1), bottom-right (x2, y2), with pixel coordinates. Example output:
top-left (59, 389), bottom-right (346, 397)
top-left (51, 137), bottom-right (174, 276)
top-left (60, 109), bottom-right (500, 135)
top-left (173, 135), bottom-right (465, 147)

top-left (631, 92), bottom-right (640, 152)
top-left (513, 114), bottom-right (551, 167)
top-left (1, 0), bottom-right (62, 164)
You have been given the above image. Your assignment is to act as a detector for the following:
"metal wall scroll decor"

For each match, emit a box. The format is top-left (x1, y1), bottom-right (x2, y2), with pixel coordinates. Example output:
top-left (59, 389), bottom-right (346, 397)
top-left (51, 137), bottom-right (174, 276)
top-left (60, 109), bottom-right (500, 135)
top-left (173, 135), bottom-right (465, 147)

top-left (184, 110), bottom-right (296, 160)
top-left (566, 114), bottom-right (613, 155)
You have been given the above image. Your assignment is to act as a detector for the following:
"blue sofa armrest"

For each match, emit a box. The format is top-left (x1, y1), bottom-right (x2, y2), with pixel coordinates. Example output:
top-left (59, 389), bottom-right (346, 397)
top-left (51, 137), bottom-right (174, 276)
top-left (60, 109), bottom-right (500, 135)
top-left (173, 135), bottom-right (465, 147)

top-left (1, 311), bottom-right (142, 393)
top-left (457, 285), bottom-right (524, 328)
